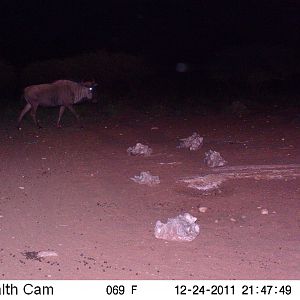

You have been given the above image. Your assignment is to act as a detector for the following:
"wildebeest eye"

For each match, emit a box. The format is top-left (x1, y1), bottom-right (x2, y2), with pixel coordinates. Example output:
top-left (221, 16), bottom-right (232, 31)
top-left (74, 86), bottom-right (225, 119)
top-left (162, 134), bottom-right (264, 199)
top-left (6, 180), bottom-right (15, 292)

top-left (89, 87), bottom-right (93, 91)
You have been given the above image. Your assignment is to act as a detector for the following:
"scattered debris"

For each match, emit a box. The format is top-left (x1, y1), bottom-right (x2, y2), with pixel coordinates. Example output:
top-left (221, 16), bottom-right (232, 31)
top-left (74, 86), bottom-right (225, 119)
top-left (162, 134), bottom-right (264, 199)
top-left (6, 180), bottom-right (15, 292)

top-left (198, 207), bottom-right (208, 213)
top-left (22, 251), bottom-right (41, 261)
top-left (154, 213), bottom-right (200, 242)
top-left (230, 218), bottom-right (237, 222)
top-left (131, 171), bottom-right (160, 186)
top-left (182, 174), bottom-right (225, 191)
top-left (260, 208), bottom-right (269, 215)
top-left (204, 150), bottom-right (227, 168)
top-left (214, 164), bottom-right (300, 173)
top-left (18, 186), bottom-right (25, 190)
top-left (177, 132), bottom-right (204, 151)
top-left (22, 250), bottom-right (58, 261)
top-left (158, 161), bottom-right (182, 165)
top-left (180, 164), bottom-right (300, 192)
top-left (127, 143), bottom-right (153, 156)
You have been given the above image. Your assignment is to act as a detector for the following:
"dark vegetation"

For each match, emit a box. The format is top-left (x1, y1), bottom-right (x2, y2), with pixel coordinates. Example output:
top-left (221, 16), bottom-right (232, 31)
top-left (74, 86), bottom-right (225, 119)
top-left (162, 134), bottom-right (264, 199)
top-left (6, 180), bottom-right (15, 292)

top-left (1, 44), bottom-right (300, 121)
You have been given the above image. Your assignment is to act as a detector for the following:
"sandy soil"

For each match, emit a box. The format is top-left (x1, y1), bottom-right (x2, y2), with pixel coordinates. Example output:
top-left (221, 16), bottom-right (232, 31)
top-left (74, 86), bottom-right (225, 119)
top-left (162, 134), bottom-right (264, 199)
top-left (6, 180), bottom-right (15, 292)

top-left (0, 107), bottom-right (299, 279)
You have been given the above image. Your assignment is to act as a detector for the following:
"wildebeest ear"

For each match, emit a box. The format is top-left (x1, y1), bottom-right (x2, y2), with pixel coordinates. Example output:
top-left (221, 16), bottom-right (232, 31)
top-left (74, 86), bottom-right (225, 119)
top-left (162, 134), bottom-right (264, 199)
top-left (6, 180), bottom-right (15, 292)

top-left (80, 81), bottom-right (90, 87)
top-left (88, 80), bottom-right (96, 88)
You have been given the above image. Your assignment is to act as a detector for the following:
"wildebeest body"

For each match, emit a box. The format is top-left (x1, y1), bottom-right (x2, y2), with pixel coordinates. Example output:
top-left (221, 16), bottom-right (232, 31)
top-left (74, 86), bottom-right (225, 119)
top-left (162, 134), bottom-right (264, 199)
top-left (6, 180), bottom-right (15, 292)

top-left (24, 84), bottom-right (74, 107)
top-left (17, 80), bottom-right (97, 129)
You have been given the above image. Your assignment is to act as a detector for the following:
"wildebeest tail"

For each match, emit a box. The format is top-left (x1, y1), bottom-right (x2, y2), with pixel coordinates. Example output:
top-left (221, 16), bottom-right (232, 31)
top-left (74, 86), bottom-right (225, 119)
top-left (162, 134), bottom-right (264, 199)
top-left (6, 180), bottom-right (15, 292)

top-left (20, 91), bottom-right (26, 104)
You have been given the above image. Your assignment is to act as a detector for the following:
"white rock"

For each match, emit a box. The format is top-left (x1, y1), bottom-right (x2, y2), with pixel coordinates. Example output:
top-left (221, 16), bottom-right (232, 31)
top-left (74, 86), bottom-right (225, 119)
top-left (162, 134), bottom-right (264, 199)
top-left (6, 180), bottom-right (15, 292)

top-left (131, 171), bottom-right (160, 185)
top-left (127, 143), bottom-right (153, 156)
top-left (204, 150), bottom-right (227, 168)
top-left (261, 208), bottom-right (269, 215)
top-left (177, 132), bottom-right (204, 151)
top-left (37, 251), bottom-right (58, 258)
top-left (199, 207), bottom-right (208, 213)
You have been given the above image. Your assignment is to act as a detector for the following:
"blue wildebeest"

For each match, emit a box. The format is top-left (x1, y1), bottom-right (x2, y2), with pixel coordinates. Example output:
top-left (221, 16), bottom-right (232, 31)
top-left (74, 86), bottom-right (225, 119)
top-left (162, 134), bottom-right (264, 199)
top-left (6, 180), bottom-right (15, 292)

top-left (17, 80), bottom-right (98, 129)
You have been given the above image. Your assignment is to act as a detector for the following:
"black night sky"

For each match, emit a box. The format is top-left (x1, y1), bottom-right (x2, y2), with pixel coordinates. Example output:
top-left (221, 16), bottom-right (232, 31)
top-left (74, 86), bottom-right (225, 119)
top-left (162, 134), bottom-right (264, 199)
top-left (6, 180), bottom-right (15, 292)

top-left (1, 0), bottom-right (299, 66)
top-left (0, 0), bottom-right (300, 110)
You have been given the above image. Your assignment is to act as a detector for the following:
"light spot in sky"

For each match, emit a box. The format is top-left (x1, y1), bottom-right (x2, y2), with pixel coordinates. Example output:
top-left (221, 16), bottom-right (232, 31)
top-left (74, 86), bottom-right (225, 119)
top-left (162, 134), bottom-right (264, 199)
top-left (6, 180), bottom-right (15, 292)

top-left (176, 62), bottom-right (189, 72)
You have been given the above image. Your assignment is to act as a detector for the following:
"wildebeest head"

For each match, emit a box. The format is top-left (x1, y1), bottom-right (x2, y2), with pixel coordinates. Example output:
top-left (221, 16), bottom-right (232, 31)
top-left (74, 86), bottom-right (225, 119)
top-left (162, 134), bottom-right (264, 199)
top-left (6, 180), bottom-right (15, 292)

top-left (53, 79), bottom-right (98, 102)
top-left (80, 81), bottom-right (98, 102)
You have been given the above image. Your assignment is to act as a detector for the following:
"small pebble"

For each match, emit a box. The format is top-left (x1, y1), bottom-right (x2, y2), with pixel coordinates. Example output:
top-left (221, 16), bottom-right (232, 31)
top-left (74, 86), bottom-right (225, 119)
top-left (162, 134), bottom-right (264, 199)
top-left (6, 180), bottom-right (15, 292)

top-left (261, 209), bottom-right (269, 215)
top-left (199, 207), bottom-right (208, 213)
top-left (37, 251), bottom-right (58, 258)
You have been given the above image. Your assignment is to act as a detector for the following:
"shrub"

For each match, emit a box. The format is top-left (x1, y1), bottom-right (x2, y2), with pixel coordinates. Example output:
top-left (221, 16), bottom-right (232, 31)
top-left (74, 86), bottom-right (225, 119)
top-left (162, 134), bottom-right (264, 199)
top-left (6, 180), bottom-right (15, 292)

top-left (20, 50), bottom-right (154, 95)
top-left (0, 59), bottom-right (16, 96)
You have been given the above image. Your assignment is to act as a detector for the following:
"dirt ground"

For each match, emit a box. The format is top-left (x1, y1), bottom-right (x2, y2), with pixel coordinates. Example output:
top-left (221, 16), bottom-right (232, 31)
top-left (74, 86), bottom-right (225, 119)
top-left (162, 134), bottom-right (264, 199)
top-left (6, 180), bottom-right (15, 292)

top-left (0, 106), bottom-right (299, 280)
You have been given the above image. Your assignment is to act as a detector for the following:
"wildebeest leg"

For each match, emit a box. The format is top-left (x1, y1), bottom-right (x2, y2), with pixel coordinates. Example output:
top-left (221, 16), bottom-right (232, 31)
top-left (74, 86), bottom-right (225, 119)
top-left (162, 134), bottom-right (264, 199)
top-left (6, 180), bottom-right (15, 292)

top-left (67, 105), bottom-right (82, 127)
top-left (17, 103), bottom-right (32, 129)
top-left (31, 105), bottom-right (41, 128)
top-left (57, 106), bottom-right (65, 128)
